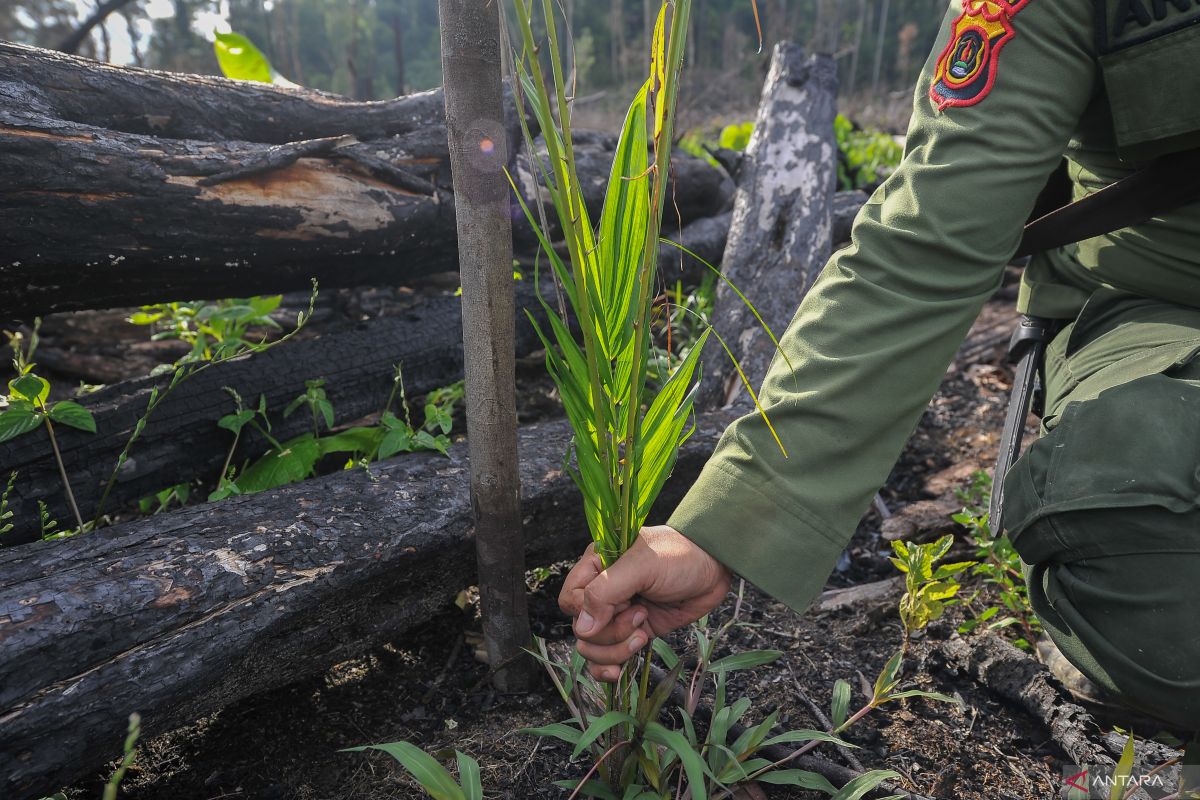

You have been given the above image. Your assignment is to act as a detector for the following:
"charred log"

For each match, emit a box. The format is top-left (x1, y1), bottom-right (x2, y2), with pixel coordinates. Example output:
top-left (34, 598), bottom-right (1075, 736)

top-left (0, 409), bottom-right (737, 798)
top-left (0, 282), bottom-right (557, 544)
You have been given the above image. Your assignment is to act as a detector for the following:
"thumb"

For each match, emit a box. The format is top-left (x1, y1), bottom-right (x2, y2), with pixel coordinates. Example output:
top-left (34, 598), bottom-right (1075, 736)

top-left (577, 544), bottom-right (656, 637)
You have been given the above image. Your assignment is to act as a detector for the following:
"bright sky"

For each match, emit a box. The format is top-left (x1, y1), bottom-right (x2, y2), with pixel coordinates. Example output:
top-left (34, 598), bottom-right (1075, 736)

top-left (74, 0), bottom-right (231, 65)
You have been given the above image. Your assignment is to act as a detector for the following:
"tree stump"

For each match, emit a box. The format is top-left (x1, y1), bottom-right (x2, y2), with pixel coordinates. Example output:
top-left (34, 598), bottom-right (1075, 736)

top-left (700, 43), bottom-right (838, 408)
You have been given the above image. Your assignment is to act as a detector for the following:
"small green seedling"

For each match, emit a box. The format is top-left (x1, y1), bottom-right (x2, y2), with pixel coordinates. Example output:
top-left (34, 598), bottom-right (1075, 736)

top-left (0, 325), bottom-right (97, 533)
top-left (210, 369), bottom-right (460, 501)
top-left (951, 471), bottom-right (1041, 648)
top-left (890, 535), bottom-right (975, 645)
top-left (0, 471), bottom-right (16, 538)
top-left (285, 378), bottom-right (335, 437)
top-left (129, 295), bottom-right (283, 369)
top-left (343, 742), bottom-right (483, 800)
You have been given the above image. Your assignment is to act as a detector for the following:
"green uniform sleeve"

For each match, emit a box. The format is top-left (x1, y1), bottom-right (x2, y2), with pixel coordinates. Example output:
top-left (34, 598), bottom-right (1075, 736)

top-left (668, 0), bottom-right (1100, 612)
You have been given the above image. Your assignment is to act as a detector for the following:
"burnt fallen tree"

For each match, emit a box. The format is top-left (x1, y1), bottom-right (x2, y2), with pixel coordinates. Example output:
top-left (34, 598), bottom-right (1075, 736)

top-left (0, 280), bottom-right (567, 544)
top-left (0, 43), bottom-right (475, 319)
top-left (0, 43), bottom-right (737, 319)
top-left (0, 408), bottom-right (737, 798)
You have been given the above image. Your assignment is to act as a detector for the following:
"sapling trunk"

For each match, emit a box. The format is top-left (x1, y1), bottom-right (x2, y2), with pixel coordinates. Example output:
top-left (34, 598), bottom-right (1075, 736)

top-left (439, 0), bottom-right (534, 691)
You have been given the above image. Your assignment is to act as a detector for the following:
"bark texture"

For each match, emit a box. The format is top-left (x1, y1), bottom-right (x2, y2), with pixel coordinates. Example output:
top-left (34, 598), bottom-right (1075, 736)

top-left (0, 410), bottom-right (736, 799)
top-left (438, 0), bottom-right (532, 692)
top-left (0, 43), bottom-right (505, 319)
top-left (700, 44), bottom-right (838, 408)
top-left (933, 635), bottom-right (1113, 770)
top-left (0, 284), bottom-right (555, 545)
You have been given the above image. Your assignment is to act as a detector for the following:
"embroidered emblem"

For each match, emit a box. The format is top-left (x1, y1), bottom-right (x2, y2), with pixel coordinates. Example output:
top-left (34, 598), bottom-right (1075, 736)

top-left (930, 0), bottom-right (1032, 110)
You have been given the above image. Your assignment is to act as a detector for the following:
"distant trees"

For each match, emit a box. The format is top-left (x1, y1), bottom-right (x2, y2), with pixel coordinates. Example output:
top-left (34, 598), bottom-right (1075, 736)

top-left (1, 0), bottom-right (949, 110)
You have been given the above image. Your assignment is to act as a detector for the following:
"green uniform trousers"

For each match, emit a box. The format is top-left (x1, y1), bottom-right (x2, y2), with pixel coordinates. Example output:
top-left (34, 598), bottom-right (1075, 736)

top-left (1002, 289), bottom-right (1200, 732)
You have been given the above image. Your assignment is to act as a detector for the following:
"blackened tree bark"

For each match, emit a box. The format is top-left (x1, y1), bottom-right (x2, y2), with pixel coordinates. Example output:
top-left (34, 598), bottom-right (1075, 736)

top-left (0, 410), bottom-right (737, 799)
top-left (700, 44), bottom-right (838, 409)
top-left (437, 0), bottom-right (534, 691)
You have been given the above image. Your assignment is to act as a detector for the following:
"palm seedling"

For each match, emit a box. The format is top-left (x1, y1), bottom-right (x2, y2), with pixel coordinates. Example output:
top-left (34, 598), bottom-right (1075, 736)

top-left (508, 0), bottom-right (787, 791)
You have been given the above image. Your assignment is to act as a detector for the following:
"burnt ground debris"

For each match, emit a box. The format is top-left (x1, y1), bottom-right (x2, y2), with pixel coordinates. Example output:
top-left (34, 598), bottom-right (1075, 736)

top-left (35, 277), bottom-right (1123, 800)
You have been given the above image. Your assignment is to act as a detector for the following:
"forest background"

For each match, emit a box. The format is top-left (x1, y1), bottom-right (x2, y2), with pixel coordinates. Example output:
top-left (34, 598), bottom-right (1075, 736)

top-left (3, 0), bottom-right (947, 132)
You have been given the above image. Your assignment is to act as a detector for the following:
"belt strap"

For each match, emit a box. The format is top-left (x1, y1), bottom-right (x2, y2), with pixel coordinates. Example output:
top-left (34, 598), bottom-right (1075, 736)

top-left (989, 316), bottom-right (1057, 530)
top-left (1016, 148), bottom-right (1200, 259)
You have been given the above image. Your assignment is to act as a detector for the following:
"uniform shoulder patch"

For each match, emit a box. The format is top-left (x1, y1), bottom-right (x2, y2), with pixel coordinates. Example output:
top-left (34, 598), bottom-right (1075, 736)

top-left (930, 0), bottom-right (1033, 110)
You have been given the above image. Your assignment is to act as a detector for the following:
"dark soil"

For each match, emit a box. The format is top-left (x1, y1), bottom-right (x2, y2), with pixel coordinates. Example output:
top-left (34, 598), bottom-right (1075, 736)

top-left (49, 284), bottom-right (1095, 800)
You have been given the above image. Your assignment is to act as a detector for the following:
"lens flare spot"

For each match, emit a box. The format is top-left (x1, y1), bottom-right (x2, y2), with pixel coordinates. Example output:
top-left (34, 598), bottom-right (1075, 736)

top-left (479, 137), bottom-right (495, 154)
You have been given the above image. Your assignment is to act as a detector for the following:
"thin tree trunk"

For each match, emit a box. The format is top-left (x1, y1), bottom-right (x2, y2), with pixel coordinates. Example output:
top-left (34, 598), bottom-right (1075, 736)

top-left (284, 0), bottom-right (303, 86)
top-left (392, 1), bottom-right (406, 94)
top-left (847, 0), bottom-right (867, 93)
top-left (437, 0), bottom-right (534, 692)
top-left (610, 0), bottom-right (620, 84)
top-left (347, 0), bottom-right (361, 99)
top-left (871, 0), bottom-right (891, 92)
top-left (121, 6), bottom-right (142, 66)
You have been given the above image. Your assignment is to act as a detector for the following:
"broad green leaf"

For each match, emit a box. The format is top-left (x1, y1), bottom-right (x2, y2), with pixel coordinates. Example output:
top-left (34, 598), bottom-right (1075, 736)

top-left (645, 722), bottom-right (710, 800)
top-left (379, 428), bottom-right (414, 458)
top-left (650, 2), bottom-right (667, 136)
top-left (213, 32), bottom-right (273, 84)
top-left (317, 427), bottom-right (381, 457)
top-left (413, 429), bottom-right (448, 455)
top-left (218, 410), bottom-right (255, 435)
top-left (933, 561), bottom-right (976, 579)
top-left (456, 752), bottom-right (482, 800)
top-left (519, 722), bottom-right (582, 747)
top-left (756, 769), bottom-right (839, 793)
top-left (47, 400), bottom-right (96, 433)
top-left (830, 769), bottom-right (900, 800)
top-left (342, 742), bottom-right (465, 800)
top-left (0, 408), bottom-right (43, 443)
top-left (10, 374), bottom-right (48, 405)
top-left (572, 711), bottom-right (635, 759)
top-left (707, 649), bottom-right (782, 674)
top-left (831, 679), bottom-right (851, 731)
top-left (234, 435), bottom-right (320, 494)
top-left (317, 398), bottom-right (335, 430)
top-left (248, 295), bottom-right (283, 316)
top-left (707, 697), bottom-right (751, 758)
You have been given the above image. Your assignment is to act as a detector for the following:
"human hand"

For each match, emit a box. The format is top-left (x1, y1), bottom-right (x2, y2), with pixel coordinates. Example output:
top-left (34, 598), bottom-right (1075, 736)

top-left (558, 525), bottom-right (732, 682)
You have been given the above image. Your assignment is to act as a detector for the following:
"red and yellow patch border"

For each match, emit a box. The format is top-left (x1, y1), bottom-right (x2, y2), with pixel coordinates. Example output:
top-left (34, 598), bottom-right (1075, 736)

top-left (930, 0), bottom-right (1032, 110)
